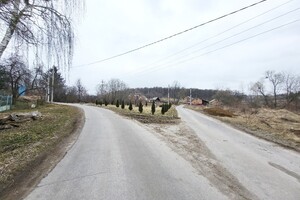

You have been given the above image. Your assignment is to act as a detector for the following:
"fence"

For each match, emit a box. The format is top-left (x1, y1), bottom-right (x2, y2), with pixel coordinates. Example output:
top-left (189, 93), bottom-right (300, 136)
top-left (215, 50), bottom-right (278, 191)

top-left (0, 95), bottom-right (13, 112)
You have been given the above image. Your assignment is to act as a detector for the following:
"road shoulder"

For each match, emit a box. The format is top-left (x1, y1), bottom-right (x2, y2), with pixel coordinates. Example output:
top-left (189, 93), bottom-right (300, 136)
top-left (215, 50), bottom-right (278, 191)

top-left (0, 106), bottom-right (85, 200)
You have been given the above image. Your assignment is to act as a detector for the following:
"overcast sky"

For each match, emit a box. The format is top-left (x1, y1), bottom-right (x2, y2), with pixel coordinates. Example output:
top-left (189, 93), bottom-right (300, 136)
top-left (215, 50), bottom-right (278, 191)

top-left (70, 0), bottom-right (300, 94)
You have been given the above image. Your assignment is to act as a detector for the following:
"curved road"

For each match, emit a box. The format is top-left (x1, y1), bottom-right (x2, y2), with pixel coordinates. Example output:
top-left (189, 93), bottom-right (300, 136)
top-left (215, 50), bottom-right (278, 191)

top-left (25, 105), bottom-right (226, 200)
top-left (25, 105), bottom-right (300, 200)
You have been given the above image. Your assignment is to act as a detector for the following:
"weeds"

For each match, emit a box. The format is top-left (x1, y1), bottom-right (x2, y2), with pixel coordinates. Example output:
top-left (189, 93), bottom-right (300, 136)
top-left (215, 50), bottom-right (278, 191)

top-left (0, 104), bottom-right (81, 193)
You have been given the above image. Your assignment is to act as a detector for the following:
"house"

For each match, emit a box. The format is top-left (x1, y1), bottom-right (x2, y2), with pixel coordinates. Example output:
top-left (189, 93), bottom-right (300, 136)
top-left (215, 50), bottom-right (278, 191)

top-left (151, 97), bottom-right (160, 102)
top-left (128, 93), bottom-right (148, 106)
top-left (185, 96), bottom-right (209, 106)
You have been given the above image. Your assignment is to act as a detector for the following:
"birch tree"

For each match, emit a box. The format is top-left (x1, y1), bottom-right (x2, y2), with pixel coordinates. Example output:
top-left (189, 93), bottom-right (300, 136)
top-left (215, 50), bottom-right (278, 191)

top-left (0, 0), bottom-right (84, 70)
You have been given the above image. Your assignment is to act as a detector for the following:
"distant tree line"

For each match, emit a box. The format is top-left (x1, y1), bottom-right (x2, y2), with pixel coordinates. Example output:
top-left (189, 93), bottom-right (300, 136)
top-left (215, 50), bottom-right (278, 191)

top-left (249, 70), bottom-right (300, 109)
top-left (131, 87), bottom-right (217, 103)
top-left (212, 70), bottom-right (300, 111)
top-left (96, 78), bottom-right (129, 105)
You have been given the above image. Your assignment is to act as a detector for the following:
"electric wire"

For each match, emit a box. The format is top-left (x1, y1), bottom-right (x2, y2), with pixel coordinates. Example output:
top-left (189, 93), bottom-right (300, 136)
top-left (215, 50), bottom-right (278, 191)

top-left (124, 0), bottom-right (294, 76)
top-left (128, 7), bottom-right (300, 77)
top-left (137, 19), bottom-right (300, 76)
top-left (72, 0), bottom-right (269, 68)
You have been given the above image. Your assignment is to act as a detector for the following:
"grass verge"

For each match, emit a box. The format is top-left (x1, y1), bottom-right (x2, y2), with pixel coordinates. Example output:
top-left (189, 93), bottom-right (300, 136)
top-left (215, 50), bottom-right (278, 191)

top-left (0, 103), bottom-right (82, 196)
top-left (99, 104), bottom-right (179, 124)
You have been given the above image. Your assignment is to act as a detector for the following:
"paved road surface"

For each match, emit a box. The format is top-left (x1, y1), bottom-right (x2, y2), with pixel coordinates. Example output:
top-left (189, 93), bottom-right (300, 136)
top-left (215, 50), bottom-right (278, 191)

top-left (25, 105), bottom-right (226, 200)
top-left (177, 106), bottom-right (300, 200)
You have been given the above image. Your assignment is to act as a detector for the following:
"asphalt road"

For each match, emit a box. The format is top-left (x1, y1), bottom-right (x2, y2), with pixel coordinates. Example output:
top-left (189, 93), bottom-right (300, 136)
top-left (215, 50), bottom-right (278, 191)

top-left (25, 105), bottom-right (227, 200)
top-left (177, 106), bottom-right (300, 200)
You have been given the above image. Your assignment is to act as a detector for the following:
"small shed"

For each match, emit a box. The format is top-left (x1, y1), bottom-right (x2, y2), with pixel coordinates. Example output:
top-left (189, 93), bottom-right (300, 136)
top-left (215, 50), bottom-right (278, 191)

top-left (185, 97), bottom-right (209, 106)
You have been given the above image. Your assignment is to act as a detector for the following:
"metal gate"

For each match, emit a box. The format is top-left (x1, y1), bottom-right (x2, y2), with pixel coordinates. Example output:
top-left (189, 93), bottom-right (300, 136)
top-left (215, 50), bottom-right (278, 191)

top-left (0, 95), bottom-right (13, 112)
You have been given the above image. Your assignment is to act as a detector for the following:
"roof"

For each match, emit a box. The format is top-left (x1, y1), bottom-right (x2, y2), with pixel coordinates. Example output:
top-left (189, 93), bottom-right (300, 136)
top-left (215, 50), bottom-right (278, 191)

top-left (151, 97), bottom-right (160, 101)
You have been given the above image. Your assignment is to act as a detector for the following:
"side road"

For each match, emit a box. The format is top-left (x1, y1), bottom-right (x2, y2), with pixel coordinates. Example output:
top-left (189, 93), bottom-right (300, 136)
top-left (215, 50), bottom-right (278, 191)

top-left (176, 106), bottom-right (300, 200)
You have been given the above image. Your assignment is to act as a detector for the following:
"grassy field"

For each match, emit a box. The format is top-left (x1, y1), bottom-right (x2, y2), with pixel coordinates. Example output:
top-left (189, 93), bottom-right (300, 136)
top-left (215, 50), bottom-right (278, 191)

top-left (186, 105), bottom-right (300, 151)
top-left (99, 104), bottom-right (180, 124)
top-left (0, 103), bottom-right (82, 194)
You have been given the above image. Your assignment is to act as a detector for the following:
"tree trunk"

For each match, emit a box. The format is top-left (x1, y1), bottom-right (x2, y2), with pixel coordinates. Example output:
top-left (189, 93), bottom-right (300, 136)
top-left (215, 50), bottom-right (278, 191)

top-left (274, 88), bottom-right (277, 108)
top-left (0, 0), bottom-right (21, 58)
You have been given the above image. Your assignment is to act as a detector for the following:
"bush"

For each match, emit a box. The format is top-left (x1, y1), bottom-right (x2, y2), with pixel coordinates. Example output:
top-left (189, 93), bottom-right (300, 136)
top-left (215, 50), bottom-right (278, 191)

top-left (161, 103), bottom-right (169, 115)
top-left (116, 100), bottom-right (119, 108)
top-left (139, 101), bottom-right (143, 113)
top-left (121, 100), bottom-right (125, 109)
top-left (161, 104), bottom-right (166, 115)
top-left (95, 100), bottom-right (103, 106)
top-left (151, 101), bottom-right (155, 115)
top-left (104, 100), bottom-right (108, 106)
top-left (129, 101), bottom-right (133, 111)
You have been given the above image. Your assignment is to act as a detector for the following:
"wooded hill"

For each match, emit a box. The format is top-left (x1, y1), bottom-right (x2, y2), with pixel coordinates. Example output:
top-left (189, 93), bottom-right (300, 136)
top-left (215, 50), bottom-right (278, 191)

top-left (129, 87), bottom-right (217, 101)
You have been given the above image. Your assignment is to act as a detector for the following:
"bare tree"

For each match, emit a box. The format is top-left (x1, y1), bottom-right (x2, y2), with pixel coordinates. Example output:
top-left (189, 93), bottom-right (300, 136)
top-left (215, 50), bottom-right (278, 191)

top-left (265, 70), bottom-right (284, 108)
top-left (213, 89), bottom-right (244, 107)
top-left (65, 86), bottom-right (77, 103)
top-left (106, 78), bottom-right (128, 103)
top-left (0, 63), bottom-right (9, 91)
top-left (170, 80), bottom-right (181, 104)
top-left (250, 80), bottom-right (269, 107)
top-left (0, 54), bottom-right (31, 102)
top-left (96, 80), bottom-right (107, 98)
top-left (282, 72), bottom-right (300, 107)
top-left (0, 0), bottom-right (85, 70)
top-left (75, 79), bottom-right (86, 102)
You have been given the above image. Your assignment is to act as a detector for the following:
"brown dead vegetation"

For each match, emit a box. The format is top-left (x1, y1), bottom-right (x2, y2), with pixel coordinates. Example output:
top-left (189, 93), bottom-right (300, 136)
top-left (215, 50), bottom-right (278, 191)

top-left (203, 107), bottom-right (234, 117)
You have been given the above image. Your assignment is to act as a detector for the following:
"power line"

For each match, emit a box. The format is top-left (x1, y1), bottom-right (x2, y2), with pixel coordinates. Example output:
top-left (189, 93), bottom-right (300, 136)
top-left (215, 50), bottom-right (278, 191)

top-left (127, 0), bottom-right (293, 76)
top-left (128, 7), bottom-right (299, 77)
top-left (140, 19), bottom-right (300, 75)
top-left (73, 0), bottom-right (269, 68)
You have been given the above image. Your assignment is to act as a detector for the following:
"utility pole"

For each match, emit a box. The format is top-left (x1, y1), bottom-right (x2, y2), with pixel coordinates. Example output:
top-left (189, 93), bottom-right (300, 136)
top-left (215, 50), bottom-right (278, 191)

top-left (190, 88), bottom-right (192, 105)
top-left (100, 80), bottom-right (105, 97)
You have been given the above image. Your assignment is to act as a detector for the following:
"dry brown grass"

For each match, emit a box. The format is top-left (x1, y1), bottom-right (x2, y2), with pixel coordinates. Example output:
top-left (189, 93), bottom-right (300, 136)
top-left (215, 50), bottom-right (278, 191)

top-left (203, 107), bottom-right (234, 117)
top-left (0, 104), bottom-right (82, 194)
top-left (229, 108), bottom-right (300, 149)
